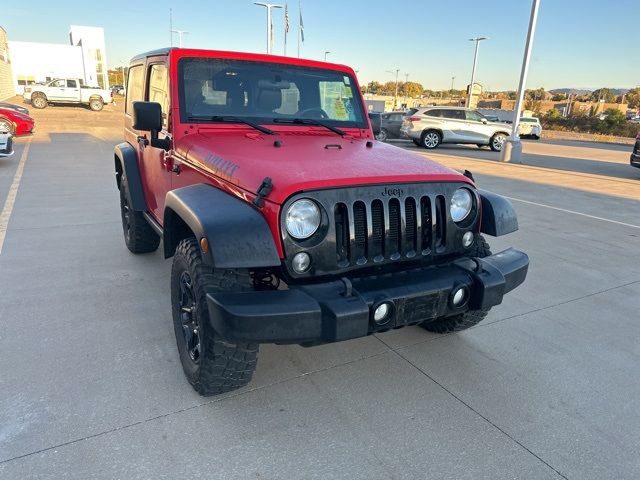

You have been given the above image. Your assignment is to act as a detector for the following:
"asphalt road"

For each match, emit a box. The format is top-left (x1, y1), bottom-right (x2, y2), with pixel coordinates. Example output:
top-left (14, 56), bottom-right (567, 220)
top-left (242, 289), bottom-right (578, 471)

top-left (1, 101), bottom-right (639, 479)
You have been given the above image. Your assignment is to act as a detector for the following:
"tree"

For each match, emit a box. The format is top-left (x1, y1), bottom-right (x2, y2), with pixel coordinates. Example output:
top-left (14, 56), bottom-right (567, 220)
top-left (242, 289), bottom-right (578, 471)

top-left (545, 108), bottom-right (561, 119)
top-left (625, 88), bottom-right (640, 109)
top-left (590, 88), bottom-right (616, 103)
top-left (365, 81), bottom-right (382, 94)
top-left (603, 108), bottom-right (626, 126)
top-left (401, 81), bottom-right (424, 98)
top-left (525, 87), bottom-right (546, 101)
top-left (551, 93), bottom-right (567, 101)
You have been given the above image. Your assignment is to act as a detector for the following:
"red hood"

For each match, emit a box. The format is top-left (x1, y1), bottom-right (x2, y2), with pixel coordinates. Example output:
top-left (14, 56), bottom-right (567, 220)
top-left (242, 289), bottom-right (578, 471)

top-left (177, 130), bottom-right (472, 205)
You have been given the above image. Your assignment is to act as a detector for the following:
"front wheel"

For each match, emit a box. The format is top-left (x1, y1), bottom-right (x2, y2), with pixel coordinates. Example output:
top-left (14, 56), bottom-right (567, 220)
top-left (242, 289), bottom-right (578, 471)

top-left (421, 130), bottom-right (442, 149)
top-left (89, 98), bottom-right (104, 111)
top-left (0, 118), bottom-right (14, 135)
top-left (420, 234), bottom-right (492, 333)
top-left (171, 238), bottom-right (259, 396)
top-left (119, 173), bottom-right (160, 253)
top-left (490, 133), bottom-right (507, 151)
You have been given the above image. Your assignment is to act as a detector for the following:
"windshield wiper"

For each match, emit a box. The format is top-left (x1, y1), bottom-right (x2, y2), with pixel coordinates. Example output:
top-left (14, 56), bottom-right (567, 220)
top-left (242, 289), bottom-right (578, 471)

top-left (187, 115), bottom-right (276, 135)
top-left (272, 118), bottom-right (346, 137)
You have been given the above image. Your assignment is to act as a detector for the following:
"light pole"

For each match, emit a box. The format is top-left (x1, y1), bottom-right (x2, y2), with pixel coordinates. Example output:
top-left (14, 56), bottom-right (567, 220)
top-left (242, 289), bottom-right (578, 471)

top-left (171, 30), bottom-right (189, 48)
top-left (404, 73), bottom-right (410, 106)
top-left (466, 37), bottom-right (487, 107)
top-left (501, 0), bottom-right (540, 163)
top-left (254, 3), bottom-right (283, 54)
top-left (324, 51), bottom-right (331, 61)
top-left (450, 76), bottom-right (456, 100)
top-left (386, 68), bottom-right (400, 110)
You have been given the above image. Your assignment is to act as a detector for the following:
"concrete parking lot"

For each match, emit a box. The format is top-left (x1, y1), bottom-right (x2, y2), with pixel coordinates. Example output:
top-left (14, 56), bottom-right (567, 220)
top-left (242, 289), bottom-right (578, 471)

top-left (1, 99), bottom-right (639, 479)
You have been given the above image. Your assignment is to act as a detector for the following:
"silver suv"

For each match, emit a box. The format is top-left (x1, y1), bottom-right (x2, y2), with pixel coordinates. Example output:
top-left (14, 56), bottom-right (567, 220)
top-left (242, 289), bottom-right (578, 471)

top-left (401, 106), bottom-right (511, 151)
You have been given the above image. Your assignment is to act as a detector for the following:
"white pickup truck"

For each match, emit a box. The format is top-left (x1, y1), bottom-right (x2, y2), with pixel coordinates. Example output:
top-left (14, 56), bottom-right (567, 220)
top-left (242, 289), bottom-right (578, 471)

top-left (23, 79), bottom-right (112, 111)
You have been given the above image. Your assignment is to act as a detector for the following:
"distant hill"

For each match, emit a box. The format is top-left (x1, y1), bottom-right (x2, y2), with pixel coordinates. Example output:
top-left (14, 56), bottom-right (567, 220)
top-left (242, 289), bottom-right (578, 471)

top-left (549, 88), bottom-right (593, 95)
top-left (549, 88), bottom-right (630, 96)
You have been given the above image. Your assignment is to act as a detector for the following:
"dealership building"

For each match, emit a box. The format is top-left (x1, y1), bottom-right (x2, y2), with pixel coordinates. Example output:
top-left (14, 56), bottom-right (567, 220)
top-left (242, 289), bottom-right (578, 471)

top-left (8, 25), bottom-right (108, 94)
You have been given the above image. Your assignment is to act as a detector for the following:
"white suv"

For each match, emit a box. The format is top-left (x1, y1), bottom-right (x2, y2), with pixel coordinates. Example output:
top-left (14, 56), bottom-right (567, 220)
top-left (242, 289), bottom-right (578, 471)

top-left (401, 106), bottom-right (511, 151)
top-left (518, 117), bottom-right (542, 139)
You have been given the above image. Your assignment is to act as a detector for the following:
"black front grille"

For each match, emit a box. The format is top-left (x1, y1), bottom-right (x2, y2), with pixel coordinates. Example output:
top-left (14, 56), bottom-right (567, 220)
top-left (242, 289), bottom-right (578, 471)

top-left (634, 141), bottom-right (640, 155)
top-left (281, 182), bottom-right (476, 278)
top-left (334, 194), bottom-right (447, 266)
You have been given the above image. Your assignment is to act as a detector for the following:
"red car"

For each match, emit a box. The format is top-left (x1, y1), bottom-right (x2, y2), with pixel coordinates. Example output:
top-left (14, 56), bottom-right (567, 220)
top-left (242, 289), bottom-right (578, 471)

top-left (113, 48), bottom-right (528, 396)
top-left (0, 107), bottom-right (35, 136)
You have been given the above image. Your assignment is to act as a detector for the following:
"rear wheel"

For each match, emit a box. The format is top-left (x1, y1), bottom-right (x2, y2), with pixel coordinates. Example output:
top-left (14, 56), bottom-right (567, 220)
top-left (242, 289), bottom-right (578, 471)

top-left (31, 93), bottom-right (47, 109)
top-left (376, 128), bottom-right (389, 142)
top-left (490, 133), bottom-right (507, 151)
top-left (420, 234), bottom-right (492, 333)
top-left (119, 173), bottom-right (160, 253)
top-left (89, 98), bottom-right (104, 111)
top-left (0, 117), bottom-right (14, 135)
top-left (171, 238), bottom-right (259, 396)
top-left (421, 130), bottom-right (441, 149)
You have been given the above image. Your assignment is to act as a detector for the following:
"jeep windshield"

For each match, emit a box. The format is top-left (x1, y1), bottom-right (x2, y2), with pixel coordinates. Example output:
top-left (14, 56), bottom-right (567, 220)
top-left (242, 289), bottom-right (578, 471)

top-left (179, 57), bottom-right (367, 129)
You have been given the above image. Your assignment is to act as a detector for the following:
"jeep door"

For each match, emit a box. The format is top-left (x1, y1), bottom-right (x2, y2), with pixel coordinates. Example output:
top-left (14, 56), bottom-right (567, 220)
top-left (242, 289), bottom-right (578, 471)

top-left (124, 60), bottom-right (172, 221)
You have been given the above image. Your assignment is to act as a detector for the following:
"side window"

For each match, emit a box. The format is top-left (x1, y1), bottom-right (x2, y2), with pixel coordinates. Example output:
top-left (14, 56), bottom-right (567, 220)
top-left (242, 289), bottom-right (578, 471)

top-left (126, 65), bottom-right (144, 114)
top-left (425, 110), bottom-right (442, 117)
top-left (444, 109), bottom-right (465, 120)
top-left (148, 64), bottom-right (169, 128)
top-left (66, 79), bottom-right (77, 88)
top-left (465, 110), bottom-right (484, 122)
top-left (50, 79), bottom-right (65, 88)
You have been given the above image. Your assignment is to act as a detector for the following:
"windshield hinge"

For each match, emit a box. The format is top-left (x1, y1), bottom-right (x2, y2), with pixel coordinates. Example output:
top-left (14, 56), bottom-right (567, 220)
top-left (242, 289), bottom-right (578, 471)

top-left (253, 177), bottom-right (273, 208)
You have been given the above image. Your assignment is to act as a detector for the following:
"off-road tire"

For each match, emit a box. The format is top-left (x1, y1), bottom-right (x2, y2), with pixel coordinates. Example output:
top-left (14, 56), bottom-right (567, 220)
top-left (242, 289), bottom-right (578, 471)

top-left (489, 132), bottom-right (507, 151)
top-left (119, 173), bottom-right (160, 253)
top-left (89, 98), bottom-right (104, 111)
top-left (171, 238), bottom-right (259, 396)
top-left (0, 117), bottom-right (14, 135)
top-left (421, 130), bottom-right (442, 149)
top-left (420, 234), bottom-right (492, 333)
top-left (31, 93), bottom-right (48, 109)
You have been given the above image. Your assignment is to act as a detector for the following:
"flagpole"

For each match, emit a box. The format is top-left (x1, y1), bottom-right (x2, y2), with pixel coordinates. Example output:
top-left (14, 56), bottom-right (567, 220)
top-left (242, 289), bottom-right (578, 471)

top-left (297, 1), bottom-right (301, 58)
top-left (284, 3), bottom-right (287, 56)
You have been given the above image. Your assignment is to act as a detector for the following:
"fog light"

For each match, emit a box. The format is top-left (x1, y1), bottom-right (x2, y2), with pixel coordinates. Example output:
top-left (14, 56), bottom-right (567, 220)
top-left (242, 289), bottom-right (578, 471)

top-left (373, 302), bottom-right (392, 324)
top-left (292, 252), bottom-right (311, 273)
top-left (451, 287), bottom-right (468, 307)
top-left (462, 231), bottom-right (474, 248)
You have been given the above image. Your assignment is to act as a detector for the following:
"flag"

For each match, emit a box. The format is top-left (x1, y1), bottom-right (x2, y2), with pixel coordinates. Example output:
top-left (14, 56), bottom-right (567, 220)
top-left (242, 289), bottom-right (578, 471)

top-left (299, 7), bottom-right (304, 42)
top-left (285, 4), bottom-right (289, 33)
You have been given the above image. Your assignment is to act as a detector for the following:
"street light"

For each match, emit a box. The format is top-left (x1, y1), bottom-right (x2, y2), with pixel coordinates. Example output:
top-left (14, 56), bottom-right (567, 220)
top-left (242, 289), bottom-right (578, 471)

top-left (466, 37), bottom-right (488, 107)
top-left (324, 51), bottom-right (331, 61)
top-left (450, 76), bottom-right (456, 101)
top-left (386, 68), bottom-right (400, 109)
top-left (254, 2), bottom-right (283, 54)
top-left (171, 30), bottom-right (189, 48)
top-left (501, 0), bottom-right (540, 163)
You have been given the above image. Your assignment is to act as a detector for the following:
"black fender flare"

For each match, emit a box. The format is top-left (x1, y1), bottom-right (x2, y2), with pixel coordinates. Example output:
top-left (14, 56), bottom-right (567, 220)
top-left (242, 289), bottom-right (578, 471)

top-left (163, 184), bottom-right (281, 269)
top-left (479, 190), bottom-right (519, 236)
top-left (114, 142), bottom-right (147, 211)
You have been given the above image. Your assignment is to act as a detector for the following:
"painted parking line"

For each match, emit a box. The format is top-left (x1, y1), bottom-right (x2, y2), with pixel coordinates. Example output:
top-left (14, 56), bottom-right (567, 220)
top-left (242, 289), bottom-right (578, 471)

top-left (0, 138), bottom-right (32, 254)
top-left (505, 195), bottom-right (640, 230)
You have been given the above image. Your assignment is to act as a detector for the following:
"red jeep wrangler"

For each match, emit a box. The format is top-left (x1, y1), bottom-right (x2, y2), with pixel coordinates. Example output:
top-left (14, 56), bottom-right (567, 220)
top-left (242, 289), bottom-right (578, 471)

top-left (114, 48), bottom-right (529, 396)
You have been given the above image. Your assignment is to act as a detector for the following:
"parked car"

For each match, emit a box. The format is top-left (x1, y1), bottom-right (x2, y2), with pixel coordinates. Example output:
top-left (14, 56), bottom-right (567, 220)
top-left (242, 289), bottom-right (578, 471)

top-left (113, 47), bottom-right (529, 396)
top-left (0, 132), bottom-right (13, 157)
top-left (0, 107), bottom-right (35, 136)
top-left (401, 106), bottom-right (511, 151)
top-left (518, 117), bottom-right (542, 139)
top-left (23, 78), bottom-right (113, 111)
top-left (111, 84), bottom-right (126, 95)
top-left (631, 133), bottom-right (640, 169)
top-left (0, 102), bottom-right (29, 115)
top-left (376, 111), bottom-right (407, 141)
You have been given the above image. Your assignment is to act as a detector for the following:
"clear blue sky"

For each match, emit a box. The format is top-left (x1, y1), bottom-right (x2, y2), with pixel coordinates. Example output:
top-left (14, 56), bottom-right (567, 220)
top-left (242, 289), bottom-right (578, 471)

top-left (2, 0), bottom-right (638, 91)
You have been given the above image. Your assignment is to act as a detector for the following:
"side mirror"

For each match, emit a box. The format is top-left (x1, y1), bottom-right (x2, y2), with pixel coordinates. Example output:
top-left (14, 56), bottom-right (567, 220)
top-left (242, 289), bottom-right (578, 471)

top-left (482, 119), bottom-right (488, 124)
top-left (132, 101), bottom-right (170, 150)
top-left (368, 112), bottom-right (382, 136)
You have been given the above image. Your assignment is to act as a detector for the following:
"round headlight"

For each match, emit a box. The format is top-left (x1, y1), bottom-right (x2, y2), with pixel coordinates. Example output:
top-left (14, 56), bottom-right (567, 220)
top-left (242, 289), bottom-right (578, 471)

top-left (286, 199), bottom-right (321, 239)
top-left (450, 188), bottom-right (474, 223)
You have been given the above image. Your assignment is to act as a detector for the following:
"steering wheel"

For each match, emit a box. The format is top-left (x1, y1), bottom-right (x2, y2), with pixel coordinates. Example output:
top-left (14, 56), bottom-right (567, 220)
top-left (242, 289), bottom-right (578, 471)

top-left (297, 107), bottom-right (329, 119)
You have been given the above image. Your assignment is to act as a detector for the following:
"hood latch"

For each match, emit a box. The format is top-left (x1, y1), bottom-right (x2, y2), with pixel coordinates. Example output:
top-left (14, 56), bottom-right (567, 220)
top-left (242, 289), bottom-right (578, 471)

top-left (253, 177), bottom-right (273, 207)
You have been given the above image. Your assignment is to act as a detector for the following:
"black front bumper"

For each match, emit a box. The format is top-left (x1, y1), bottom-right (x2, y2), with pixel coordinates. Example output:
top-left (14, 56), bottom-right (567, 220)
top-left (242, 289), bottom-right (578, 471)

top-left (207, 248), bottom-right (529, 345)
